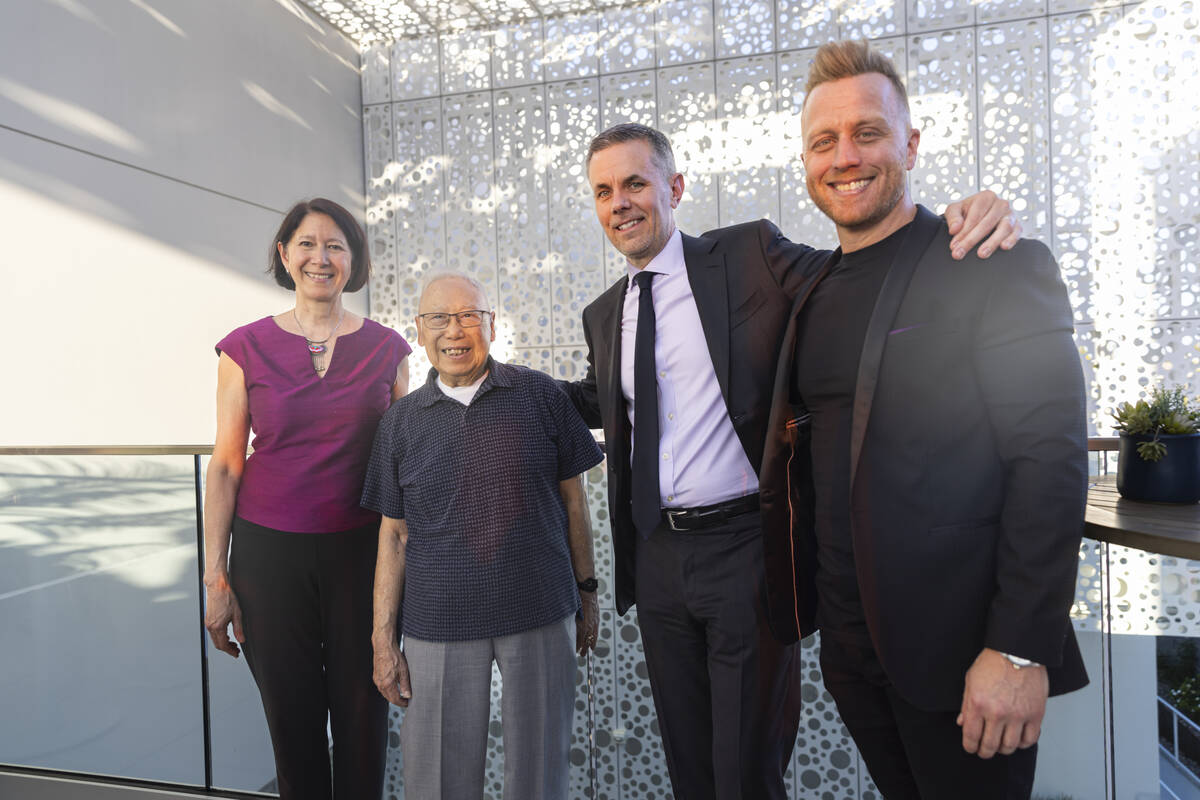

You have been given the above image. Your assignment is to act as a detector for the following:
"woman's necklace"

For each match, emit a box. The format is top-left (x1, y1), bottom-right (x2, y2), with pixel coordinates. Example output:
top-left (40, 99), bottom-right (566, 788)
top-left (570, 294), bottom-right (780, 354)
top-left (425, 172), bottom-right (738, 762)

top-left (293, 306), bottom-right (345, 373)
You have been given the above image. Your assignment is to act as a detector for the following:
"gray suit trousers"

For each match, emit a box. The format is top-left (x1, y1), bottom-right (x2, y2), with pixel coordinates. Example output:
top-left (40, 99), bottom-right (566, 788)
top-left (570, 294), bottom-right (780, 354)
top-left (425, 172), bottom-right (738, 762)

top-left (400, 615), bottom-right (577, 800)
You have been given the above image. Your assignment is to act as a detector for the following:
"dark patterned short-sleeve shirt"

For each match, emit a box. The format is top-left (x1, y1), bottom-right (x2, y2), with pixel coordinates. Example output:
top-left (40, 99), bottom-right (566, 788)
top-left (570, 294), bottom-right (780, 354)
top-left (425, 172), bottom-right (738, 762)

top-left (361, 359), bottom-right (603, 642)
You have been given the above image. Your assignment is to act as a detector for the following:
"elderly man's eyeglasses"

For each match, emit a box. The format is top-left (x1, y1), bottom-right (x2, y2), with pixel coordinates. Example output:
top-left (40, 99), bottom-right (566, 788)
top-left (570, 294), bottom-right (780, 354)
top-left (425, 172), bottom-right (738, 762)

top-left (417, 310), bottom-right (492, 329)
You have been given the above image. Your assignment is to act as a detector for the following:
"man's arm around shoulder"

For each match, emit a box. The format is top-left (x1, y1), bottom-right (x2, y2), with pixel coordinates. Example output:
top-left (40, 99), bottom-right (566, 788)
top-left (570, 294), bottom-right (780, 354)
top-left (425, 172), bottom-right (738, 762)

top-left (958, 239), bottom-right (1087, 759)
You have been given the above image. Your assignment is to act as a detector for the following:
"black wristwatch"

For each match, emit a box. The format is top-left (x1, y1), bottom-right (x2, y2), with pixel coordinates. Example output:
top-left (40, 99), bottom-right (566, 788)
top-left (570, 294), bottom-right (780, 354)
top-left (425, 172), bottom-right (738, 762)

top-left (576, 577), bottom-right (599, 593)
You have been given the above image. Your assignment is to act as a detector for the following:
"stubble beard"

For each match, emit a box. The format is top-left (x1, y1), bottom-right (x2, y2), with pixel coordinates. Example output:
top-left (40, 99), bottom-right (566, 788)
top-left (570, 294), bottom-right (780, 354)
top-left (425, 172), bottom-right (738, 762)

top-left (611, 224), bottom-right (666, 267)
top-left (809, 169), bottom-right (906, 233)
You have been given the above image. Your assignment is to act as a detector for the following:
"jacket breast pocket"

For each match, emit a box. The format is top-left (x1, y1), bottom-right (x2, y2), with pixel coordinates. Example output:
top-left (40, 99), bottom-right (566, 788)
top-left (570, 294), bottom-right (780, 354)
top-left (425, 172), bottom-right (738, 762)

top-left (922, 518), bottom-right (1001, 574)
top-left (880, 319), bottom-right (969, 410)
top-left (885, 318), bottom-right (964, 346)
top-left (730, 288), bottom-right (766, 330)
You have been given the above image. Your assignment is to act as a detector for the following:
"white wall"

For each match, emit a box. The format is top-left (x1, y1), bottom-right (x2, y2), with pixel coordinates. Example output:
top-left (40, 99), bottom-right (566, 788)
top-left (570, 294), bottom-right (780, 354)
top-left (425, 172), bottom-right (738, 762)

top-left (0, 0), bottom-right (366, 446)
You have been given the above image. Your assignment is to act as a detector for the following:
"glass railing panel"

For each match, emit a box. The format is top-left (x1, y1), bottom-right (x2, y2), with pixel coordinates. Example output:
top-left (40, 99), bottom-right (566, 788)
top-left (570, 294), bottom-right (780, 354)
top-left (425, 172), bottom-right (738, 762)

top-left (1108, 544), bottom-right (1200, 800)
top-left (1088, 447), bottom-right (1118, 478)
top-left (2, 442), bottom-right (1187, 800)
top-left (0, 454), bottom-right (204, 784)
top-left (1032, 537), bottom-right (1111, 797)
top-left (196, 457), bottom-right (278, 795)
top-left (206, 655), bottom-right (277, 794)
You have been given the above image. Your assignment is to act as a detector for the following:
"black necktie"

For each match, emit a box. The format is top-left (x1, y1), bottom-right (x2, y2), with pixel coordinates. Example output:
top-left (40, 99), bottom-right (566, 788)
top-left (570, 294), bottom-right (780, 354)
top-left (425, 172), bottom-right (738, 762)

top-left (632, 270), bottom-right (660, 538)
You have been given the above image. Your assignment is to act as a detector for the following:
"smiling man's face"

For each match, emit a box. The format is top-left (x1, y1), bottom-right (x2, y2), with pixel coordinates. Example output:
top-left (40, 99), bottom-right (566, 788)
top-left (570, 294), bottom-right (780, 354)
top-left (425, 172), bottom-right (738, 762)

top-left (416, 276), bottom-right (494, 388)
top-left (801, 71), bottom-right (920, 251)
top-left (587, 139), bottom-right (684, 269)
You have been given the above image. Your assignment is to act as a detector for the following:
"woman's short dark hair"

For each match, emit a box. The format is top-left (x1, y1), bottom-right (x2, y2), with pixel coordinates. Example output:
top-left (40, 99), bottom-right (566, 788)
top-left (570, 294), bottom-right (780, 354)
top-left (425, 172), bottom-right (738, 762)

top-left (268, 198), bottom-right (370, 293)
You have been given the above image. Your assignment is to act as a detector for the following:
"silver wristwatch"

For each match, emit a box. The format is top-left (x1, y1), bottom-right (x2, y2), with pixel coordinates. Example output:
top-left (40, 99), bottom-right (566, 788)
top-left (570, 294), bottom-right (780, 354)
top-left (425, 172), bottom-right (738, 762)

top-left (999, 651), bottom-right (1040, 670)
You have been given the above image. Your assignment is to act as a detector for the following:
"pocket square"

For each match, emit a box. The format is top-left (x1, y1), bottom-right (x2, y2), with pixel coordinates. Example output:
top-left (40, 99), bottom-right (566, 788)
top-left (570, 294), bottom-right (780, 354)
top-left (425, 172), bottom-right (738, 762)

top-left (888, 323), bottom-right (930, 336)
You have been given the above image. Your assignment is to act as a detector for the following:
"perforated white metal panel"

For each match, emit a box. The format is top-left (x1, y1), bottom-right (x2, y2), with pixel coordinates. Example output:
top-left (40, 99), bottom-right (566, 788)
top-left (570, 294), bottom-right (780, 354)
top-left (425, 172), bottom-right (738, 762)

top-left (359, 3), bottom-right (1200, 797)
top-left (776, 46), bottom-right (831, 249)
top-left (570, 611), bottom-right (619, 799)
top-left (364, 104), bottom-right (399, 334)
top-left (389, 98), bottom-right (445, 371)
top-left (655, 0), bottom-right (716, 67)
top-left (795, 635), bottom-right (882, 799)
top-left (657, 62), bottom-right (719, 234)
top-left (441, 31), bottom-right (492, 94)
top-left (441, 92), bottom-right (500, 347)
top-left (717, 0), bottom-right (776, 58)
top-left (776, 0), bottom-right (837, 51)
top-left (838, 0), bottom-right (905, 40)
top-left (598, 7), bottom-right (657, 74)
top-left (544, 13), bottom-right (602, 81)
top-left (493, 20), bottom-right (545, 88)
top-left (392, 35), bottom-right (441, 101)
top-left (716, 55), bottom-right (780, 226)
top-left (614, 612), bottom-right (672, 799)
top-left (494, 86), bottom-right (551, 348)
top-left (978, 18), bottom-right (1050, 240)
top-left (907, 28), bottom-right (978, 213)
top-left (546, 79), bottom-right (605, 346)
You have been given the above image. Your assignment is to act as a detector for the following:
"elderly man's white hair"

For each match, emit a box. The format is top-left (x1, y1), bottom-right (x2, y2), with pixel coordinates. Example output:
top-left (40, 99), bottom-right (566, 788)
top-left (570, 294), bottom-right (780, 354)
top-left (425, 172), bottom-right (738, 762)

top-left (418, 270), bottom-right (492, 309)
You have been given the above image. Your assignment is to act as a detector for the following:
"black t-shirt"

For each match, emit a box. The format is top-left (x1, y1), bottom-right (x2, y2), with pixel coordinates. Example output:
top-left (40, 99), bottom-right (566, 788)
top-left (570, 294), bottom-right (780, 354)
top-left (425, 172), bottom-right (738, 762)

top-left (791, 222), bottom-right (912, 642)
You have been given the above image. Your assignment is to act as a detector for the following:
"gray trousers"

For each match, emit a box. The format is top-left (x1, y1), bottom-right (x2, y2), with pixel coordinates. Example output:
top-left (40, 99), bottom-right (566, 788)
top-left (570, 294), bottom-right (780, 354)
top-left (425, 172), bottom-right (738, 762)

top-left (400, 615), bottom-right (576, 800)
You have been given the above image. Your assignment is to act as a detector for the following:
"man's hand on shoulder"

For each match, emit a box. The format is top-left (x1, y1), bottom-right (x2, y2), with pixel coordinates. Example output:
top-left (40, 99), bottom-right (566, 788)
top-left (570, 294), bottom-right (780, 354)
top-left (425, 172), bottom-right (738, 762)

top-left (957, 647), bottom-right (1048, 759)
top-left (944, 190), bottom-right (1022, 260)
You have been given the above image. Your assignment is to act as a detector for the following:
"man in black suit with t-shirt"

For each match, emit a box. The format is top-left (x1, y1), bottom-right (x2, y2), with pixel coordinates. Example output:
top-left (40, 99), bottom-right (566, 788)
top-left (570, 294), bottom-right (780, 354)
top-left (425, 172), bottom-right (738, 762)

top-left (760, 40), bottom-right (1088, 798)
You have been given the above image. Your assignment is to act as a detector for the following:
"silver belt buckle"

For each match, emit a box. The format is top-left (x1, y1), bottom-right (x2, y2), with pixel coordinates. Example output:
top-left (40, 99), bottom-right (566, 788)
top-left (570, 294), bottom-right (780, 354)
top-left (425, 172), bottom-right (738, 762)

top-left (666, 509), bottom-right (685, 531)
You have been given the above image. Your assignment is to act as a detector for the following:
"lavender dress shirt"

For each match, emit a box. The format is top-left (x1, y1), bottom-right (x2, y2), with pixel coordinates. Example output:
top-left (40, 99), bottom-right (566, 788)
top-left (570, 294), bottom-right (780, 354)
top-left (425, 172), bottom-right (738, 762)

top-left (621, 229), bottom-right (758, 509)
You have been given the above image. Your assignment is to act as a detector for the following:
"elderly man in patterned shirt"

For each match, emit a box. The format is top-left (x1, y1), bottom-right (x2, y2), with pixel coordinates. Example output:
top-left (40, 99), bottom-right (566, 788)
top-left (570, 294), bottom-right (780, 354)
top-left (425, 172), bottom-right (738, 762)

top-left (362, 271), bottom-right (603, 800)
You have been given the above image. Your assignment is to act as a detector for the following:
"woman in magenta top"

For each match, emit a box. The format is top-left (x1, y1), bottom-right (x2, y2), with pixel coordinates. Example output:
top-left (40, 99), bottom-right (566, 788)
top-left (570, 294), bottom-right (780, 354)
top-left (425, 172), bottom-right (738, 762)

top-left (202, 198), bottom-right (411, 800)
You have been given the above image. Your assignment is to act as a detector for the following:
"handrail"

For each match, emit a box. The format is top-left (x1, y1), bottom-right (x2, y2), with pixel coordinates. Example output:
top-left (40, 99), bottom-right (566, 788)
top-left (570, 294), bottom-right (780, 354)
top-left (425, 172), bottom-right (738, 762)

top-left (0, 446), bottom-right (214, 456)
top-left (1160, 695), bottom-right (1200, 736)
top-left (1159, 694), bottom-right (1200, 785)
top-left (0, 437), bottom-right (1190, 798)
top-left (1, 437), bottom-right (1121, 458)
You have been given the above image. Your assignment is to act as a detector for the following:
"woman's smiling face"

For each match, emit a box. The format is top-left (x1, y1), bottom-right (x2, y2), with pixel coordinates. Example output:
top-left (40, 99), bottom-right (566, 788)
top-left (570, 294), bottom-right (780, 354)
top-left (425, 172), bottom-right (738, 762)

top-left (277, 212), bottom-right (353, 300)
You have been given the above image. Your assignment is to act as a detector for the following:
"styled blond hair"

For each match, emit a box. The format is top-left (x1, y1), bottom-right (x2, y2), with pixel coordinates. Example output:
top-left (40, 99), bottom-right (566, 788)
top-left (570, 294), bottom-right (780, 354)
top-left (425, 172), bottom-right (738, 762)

top-left (803, 40), bottom-right (910, 119)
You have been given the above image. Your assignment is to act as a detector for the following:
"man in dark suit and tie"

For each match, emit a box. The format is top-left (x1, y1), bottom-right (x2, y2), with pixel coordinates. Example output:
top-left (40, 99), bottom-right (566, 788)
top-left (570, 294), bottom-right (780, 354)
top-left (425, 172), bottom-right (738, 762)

top-left (560, 120), bottom-right (1023, 799)
top-left (760, 41), bottom-right (1089, 798)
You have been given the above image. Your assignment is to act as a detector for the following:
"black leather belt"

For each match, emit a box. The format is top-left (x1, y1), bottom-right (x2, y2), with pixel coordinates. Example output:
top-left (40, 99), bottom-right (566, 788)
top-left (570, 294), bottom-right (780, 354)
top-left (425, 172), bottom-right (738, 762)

top-left (662, 493), bottom-right (761, 531)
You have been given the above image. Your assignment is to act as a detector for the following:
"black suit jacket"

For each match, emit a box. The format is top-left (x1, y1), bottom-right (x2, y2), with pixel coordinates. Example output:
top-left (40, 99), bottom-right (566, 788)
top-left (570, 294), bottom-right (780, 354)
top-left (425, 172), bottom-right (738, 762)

top-left (760, 206), bottom-right (1089, 710)
top-left (561, 220), bottom-right (825, 622)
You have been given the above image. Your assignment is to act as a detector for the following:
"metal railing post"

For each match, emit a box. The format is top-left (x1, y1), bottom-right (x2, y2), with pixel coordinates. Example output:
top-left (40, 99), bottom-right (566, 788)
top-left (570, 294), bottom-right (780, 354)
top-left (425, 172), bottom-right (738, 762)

top-left (1174, 705), bottom-right (1181, 761)
top-left (1102, 541), bottom-right (1116, 800)
top-left (193, 454), bottom-right (214, 791)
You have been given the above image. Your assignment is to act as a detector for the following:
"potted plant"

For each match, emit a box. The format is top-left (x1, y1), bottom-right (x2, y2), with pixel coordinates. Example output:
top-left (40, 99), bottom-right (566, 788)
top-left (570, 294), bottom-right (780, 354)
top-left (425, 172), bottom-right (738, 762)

top-left (1111, 385), bottom-right (1200, 503)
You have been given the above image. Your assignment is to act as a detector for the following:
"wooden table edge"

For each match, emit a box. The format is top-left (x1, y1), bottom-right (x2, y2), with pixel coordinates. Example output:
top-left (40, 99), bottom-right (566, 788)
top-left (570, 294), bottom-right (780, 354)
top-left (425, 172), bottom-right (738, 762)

top-left (1085, 475), bottom-right (1200, 561)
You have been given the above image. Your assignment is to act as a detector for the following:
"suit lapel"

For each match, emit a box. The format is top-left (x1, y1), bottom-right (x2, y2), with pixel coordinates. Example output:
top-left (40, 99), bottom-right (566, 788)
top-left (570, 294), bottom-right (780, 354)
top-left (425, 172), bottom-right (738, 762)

top-left (849, 205), bottom-right (942, 488)
top-left (600, 275), bottom-right (628, 429)
top-left (682, 233), bottom-right (731, 401)
top-left (766, 247), bottom-right (838, 444)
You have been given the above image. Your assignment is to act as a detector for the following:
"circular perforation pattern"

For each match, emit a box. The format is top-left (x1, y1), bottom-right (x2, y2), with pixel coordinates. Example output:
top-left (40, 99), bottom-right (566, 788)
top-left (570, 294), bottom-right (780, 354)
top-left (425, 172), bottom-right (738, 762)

top-left (359, 4), bottom-right (1200, 796)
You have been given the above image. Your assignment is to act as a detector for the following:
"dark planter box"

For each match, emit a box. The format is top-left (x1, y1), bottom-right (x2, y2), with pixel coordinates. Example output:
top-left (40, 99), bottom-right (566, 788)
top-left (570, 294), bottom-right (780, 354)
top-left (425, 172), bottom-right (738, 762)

top-left (1117, 432), bottom-right (1200, 504)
